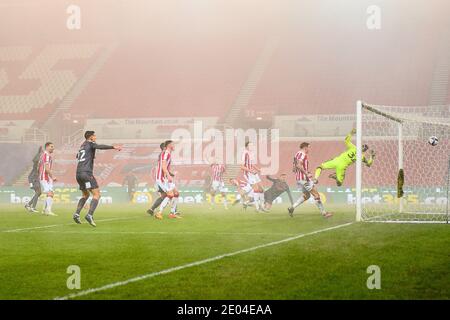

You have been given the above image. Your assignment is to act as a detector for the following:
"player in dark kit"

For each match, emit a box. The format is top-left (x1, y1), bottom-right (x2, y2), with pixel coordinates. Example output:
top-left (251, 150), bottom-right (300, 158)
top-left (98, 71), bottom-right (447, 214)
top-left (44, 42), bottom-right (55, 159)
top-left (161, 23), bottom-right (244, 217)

top-left (123, 172), bottom-right (139, 202)
top-left (24, 146), bottom-right (43, 213)
top-left (73, 131), bottom-right (122, 227)
top-left (263, 174), bottom-right (294, 212)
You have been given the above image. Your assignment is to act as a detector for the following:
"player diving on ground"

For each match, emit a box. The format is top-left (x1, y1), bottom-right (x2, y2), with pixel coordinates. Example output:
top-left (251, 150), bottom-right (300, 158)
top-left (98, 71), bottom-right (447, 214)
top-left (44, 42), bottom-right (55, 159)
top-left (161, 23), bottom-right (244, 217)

top-left (314, 129), bottom-right (375, 186)
top-left (263, 174), bottom-right (294, 211)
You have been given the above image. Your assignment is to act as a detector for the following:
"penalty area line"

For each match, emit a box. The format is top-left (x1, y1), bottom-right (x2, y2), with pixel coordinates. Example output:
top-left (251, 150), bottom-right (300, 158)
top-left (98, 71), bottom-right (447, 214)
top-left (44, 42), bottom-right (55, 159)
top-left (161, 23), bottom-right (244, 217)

top-left (53, 221), bottom-right (354, 300)
top-left (2, 216), bottom-right (142, 233)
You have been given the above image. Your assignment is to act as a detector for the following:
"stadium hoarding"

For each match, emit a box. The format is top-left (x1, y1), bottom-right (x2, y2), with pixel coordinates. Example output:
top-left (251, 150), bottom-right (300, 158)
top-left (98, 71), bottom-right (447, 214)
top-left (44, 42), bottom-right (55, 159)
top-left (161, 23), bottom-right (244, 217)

top-left (84, 117), bottom-right (219, 140)
top-left (1, 186), bottom-right (447, 206)
top-left (274, 114), bottom-right (356, 138)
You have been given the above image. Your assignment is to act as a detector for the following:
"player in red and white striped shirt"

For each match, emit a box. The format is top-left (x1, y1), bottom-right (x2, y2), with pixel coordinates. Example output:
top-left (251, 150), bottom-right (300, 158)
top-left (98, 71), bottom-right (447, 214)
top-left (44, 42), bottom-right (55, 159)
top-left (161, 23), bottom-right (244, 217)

top-left (154, 145), bottom-right (171, 183)
top-left (147, 142), bottom-right (168, 216)
top-left (154, 140), bottom-right (181, 220)
top-left (38, 142), bottom-right (57, 216)
top-left (229, 176), bottom-right (254, 208)
top-left (294, 148), bottom-right (309, 181)
top-left (240, 141), bottom-right (265, 212)
top-left (289, 142), bottom-right (332, 218)
top-left (209, 158), bottom-right (228, 209)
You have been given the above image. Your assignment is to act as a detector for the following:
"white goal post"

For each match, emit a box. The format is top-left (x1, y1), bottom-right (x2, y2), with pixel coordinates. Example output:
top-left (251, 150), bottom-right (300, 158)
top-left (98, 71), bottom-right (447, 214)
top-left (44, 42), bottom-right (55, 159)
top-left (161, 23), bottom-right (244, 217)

top-left (356, 101), bottom-right (450, 223)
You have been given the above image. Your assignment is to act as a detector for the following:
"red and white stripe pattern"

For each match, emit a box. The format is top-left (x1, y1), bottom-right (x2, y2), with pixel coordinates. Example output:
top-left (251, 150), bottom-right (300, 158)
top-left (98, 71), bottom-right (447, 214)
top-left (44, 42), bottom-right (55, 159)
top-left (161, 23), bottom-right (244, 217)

top-left (211, 164), bottom-right (225, 182)
top-left (38, 151), bottom-right (52, 182)
top-left (242, 150), bottom-right (254, 178)
top-left (155, 150), bottom-right (171, 181)
top-left (294, 150), bottom-right (308, 181)
top-left (237, 178), bottom-right (249, 189)
top-left (229, 177), bottom-right (248, 189)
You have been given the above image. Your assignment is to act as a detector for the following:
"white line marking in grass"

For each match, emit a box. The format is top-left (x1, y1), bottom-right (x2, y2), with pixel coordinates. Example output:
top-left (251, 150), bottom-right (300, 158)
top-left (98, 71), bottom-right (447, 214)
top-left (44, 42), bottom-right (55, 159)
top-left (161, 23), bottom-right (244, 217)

top-left (3, 224), bottom-right (62, 233)
top-left (2, 216), bottom-right (141, 233)
top-left (4, 230), bottom-right (298, 236)
top-left (53, 222), bottom-right (353, 300)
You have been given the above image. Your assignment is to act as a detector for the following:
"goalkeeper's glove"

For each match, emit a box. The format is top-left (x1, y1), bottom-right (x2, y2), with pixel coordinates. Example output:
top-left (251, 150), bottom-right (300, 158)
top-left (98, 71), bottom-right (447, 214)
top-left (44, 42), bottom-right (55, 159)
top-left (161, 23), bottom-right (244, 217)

top-left (370, 150), bottom-right (376, 158)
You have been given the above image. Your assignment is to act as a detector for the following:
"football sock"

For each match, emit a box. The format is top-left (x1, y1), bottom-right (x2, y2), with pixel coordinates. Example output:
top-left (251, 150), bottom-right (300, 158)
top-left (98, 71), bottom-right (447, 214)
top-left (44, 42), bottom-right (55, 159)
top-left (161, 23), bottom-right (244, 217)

top-left (31, 192), bottom-right (40, 208)
top-left (75, 197), bottom-right (88, 215)
top-left (159, 197), bottom-right (170, 212)
top-left (45, 196), bottom-right (53, 212)
top-left (170, 197), bottom-right (178, 213)
top-left (253, 194), bottom-right (260, 210)
top-left (222, 196), bottom-right (228, 208)
top-left (315, 199), bottom-right (325, 215)
top-left (151, 196), bottom-right (164, 211)
top-left (293, 197), bottom-right (305, 209)
top-left (258, 193), bottom-right (265, 206)
top-left (26, 194), bottom-right (36, 207)
top-left (87, 198), bottom-right (99, 216)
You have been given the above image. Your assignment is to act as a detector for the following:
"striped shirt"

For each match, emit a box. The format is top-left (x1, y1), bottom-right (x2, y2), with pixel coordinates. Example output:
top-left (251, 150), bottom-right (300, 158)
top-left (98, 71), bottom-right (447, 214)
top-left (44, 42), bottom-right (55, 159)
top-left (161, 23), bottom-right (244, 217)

top-left (241, 149), bottom-right (255, 178)
top-left (155, 150), bottom-right (171, 181)
top-left (38, 151), bottom-right (52, 182)
top-left (294, 150), bottom-right (308, 181)
top-left (231, 177), bottom-right (249, 189)
top-left (238, 177), bottom-right (249, 189)
top-left (211, 164), bottom-right (225, 182)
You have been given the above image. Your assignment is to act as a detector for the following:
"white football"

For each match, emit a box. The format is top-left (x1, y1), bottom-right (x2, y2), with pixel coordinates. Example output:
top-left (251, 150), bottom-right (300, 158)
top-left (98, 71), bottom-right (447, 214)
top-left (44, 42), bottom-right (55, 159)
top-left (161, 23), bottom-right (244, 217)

top-left (428, 136), bottom-right (438, 146)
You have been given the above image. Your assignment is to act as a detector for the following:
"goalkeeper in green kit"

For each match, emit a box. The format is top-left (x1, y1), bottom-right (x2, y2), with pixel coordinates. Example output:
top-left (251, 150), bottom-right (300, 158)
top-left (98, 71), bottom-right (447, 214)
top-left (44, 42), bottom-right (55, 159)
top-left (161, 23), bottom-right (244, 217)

top-left (314, 129), bottom-right (375, 186)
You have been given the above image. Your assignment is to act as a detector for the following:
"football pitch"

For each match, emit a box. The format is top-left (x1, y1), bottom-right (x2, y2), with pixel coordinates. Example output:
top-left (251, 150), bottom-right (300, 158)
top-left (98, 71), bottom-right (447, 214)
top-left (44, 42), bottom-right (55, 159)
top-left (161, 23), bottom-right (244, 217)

top-left (0, 204), bottom-right (449, 300)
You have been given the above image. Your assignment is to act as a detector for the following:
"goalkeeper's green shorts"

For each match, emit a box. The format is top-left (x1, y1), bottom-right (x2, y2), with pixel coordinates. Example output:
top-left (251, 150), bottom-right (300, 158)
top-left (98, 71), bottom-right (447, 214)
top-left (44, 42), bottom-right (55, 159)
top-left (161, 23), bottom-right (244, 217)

top-left (319, 158), bottom-right (348, 185)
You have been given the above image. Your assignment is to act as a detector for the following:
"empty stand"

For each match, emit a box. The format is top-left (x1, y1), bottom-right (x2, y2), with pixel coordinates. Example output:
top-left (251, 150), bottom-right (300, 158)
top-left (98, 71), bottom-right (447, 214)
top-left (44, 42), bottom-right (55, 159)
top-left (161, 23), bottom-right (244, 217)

top-left (0, 44), bottom-right (100, 122)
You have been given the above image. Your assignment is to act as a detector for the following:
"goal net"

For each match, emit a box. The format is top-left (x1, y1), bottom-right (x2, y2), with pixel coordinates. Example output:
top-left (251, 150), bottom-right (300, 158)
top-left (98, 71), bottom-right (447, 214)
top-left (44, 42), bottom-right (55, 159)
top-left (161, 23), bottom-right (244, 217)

top-left (356, 101), bottom-right (450, 223)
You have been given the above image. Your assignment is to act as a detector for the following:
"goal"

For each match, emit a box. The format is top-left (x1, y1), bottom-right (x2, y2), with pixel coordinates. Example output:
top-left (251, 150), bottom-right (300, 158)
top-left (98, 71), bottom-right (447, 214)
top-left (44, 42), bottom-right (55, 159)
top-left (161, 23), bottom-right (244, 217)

top-left (355, 101), bottom-right (450, 223)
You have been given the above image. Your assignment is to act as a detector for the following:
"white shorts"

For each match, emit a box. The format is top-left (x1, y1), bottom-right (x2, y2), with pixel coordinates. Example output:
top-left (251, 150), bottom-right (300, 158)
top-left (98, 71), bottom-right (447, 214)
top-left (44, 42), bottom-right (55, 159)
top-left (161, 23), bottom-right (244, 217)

top-left (211, 180), bottom-right (226, 193)
top-left (155, 180), bottom-right (169, 193)
top-left (40, 180), bottom-right (53, 193)
top-left (241, 183), bottom-right (253, 194)
top-left (246, 173), bottom-right (261, 185)
top-left (297, 180), bottom-right (314, 194)
top-left (167, 182), bottom-right (176, 192)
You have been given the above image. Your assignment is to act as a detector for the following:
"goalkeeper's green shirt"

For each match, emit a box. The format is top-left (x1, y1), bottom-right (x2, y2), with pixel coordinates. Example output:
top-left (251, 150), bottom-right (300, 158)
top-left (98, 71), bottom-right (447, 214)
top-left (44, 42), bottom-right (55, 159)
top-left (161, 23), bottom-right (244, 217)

top-left (335, 134), bottom-right (373, 169)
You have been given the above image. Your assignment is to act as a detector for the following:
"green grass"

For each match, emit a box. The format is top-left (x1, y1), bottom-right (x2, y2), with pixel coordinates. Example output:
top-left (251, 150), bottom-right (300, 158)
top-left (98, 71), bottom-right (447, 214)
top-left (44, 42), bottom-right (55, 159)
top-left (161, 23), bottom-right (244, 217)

top-left (0, 203), bottom-right (449, 300)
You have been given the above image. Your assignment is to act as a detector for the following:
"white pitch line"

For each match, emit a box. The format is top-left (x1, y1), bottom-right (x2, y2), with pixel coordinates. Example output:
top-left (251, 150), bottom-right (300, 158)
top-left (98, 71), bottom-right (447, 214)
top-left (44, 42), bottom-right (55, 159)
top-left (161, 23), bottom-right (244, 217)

top-left (2, 216), bottom-right (141, 233)
top-left (2, 224), bottom-right (62, 233)
top-left (5, 230), bottom-right (298, 236)
top-left (53, 222), bottom-right (353, 300)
